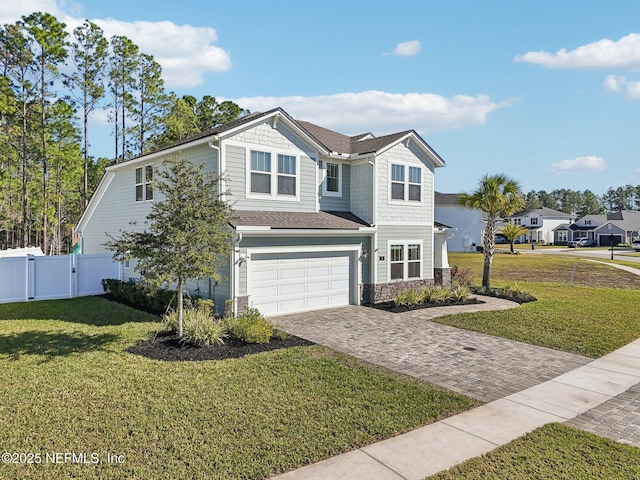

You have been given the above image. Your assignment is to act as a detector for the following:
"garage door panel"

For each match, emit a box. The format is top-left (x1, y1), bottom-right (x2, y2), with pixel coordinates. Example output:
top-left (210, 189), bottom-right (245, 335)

top-left (250, 251), bottom-right (353, 315)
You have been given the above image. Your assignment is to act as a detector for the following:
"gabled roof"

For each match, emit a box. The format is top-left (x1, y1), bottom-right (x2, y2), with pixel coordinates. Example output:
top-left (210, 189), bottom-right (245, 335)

top-left (512, 206), bottom-right (572, 218)
top-left (435, 192), bottom-right (462, 205)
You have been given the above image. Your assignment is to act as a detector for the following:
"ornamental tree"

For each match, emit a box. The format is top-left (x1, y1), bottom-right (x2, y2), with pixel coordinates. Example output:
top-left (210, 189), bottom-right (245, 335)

top-left (105, 153), bottom-right (232, 336)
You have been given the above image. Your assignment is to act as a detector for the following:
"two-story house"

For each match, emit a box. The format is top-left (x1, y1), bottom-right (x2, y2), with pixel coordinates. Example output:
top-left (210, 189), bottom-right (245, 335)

top-left (507, 207), bottom-right (574, 244)
top-left (76, 108), bottom-right (450, 316)
top-left (569, 211), bottom-right (640, 246)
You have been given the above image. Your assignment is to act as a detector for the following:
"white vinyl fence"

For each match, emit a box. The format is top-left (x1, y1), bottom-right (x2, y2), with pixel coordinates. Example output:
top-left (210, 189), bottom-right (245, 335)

top-left (0, 254), bottom-right (123, 304)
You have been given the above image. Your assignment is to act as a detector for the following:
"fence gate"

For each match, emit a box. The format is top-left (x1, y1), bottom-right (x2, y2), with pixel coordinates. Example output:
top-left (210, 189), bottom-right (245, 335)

top-left (0, 254), bottom-right (122, 304)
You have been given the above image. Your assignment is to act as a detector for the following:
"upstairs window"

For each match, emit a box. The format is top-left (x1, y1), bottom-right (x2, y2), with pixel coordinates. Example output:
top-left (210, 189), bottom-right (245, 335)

top-left (277, 154), bottom-right (296, 196)
top-left (135, 164), bottom-right (153, 202)
top-left (391, 163), bottom-right (422, 202)
top-left (391, 164), bottom-right (405, 200)
top-left (322, 162), bottom-right (342, 197)
top-left (530, 217), bottom-right (539, 225)
top-left (250, 150), bottom-right (271, 194)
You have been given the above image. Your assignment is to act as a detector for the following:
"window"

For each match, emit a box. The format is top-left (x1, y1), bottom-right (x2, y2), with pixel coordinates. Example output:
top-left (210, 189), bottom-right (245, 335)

top-left (408, 167), bottom-right (421, 201)
top-left (390, 164), bottom-right (422, 202)
top-left (513, 218), bottom-right (521, 225)
top-left (250, 150), bottom-right (271, 194)
top-left (558, 231), bottom-right (568, 242)
top-left (389, 241), bottom-right (422, 281)
top-left (585, 219), bottom-right (591, 225)
top-left (530, 217), bottom-right (538, 225)
top-left (277, 154), bottom-right (296, 196)
top-left (391, 164), bottom-right (405, 200)
top-left (325, 162), bottom-right (341, 195)
top-left (249, 149), bottom-right (299, 198)
top-left (135, 164), bottom-right (153, 202)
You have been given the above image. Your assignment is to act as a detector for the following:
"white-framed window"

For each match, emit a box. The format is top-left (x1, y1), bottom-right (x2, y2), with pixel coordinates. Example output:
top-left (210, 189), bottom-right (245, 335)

top-left (389, 241), bottom-right (423, 281)
top-left (513, 218), bottom-right (521, 225)
top-left (530, 217), bottom-right (539, 225)
top-left (585, 219), bottom-right (591, 226)
top-left (277, 154), bottom-right (296, 196)
top-left (135, 164), bottom-right (153, 202)
top-left (248, 149), bottom-right (299, 199)
top-left (322, 162), bottom-right (342, 197)
top-left (390, 163), bottom-right (422, 202)
top-left (558, 231), bottom-right (568, 242)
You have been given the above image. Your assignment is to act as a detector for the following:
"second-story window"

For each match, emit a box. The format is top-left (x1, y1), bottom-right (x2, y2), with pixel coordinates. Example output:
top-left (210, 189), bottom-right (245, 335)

top-left (391, 163), bottom-right (422, 202)
top-left (326, 163), bottom-right (339, 192)
top-left (277, 154), bottom-right (296, 196)
top-left (530, 217), bottom-right (539, 225)
top-left (135, 164), bottom-right (153, 202)
top-left (250, 150), bottom-right (271, 194)
top-left (391, 164), bottom-right (405, 200)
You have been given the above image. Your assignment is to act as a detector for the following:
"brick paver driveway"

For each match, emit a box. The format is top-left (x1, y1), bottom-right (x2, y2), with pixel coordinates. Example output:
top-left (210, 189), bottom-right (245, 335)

top-left (274, 298), bottom-right (591, 403)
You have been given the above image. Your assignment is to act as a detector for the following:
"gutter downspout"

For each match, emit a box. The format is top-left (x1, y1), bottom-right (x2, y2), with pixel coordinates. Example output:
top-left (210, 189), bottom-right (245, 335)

top-left (208, 137), bottom-right (223, 200)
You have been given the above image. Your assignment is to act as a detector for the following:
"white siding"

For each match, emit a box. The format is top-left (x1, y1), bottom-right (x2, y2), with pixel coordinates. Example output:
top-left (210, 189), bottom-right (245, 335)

top-left (435, 205), bottom-right (484, 252)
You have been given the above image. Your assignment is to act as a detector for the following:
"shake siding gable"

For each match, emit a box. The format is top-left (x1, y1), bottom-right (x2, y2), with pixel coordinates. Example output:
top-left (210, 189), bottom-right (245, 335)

top-left (222, 122), bottom-right (319, 213)
top-left (376, 142), bottom-right (434, 224)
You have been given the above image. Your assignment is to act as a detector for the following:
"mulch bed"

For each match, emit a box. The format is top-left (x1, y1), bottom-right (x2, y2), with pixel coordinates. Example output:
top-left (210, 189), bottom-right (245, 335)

top-left (367, 297), bottom-right (485, 314)
top-left (127, 331), bottom-right (315, 362)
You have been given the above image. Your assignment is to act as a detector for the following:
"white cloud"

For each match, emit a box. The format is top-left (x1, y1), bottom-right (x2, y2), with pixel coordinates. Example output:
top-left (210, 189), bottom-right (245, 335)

top-left (514, 33), bottom-right (640, 69)
top-left (0, 0), bottom-right (231, 89)
top-left (603, 75), bottom-right (640, 100)
top-left (551, 156), bottom-right (607, 174)
top-left (388, 40), bottom-right (422, 57)
top-left (230, 90), bottom-right (518, 135)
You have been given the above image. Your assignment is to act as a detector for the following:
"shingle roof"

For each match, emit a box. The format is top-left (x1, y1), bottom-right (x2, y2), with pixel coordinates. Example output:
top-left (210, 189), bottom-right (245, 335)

top-left (435, 192), bottom-right (463, 205)
top-left (229, 210), bottom-right (371, 230)
top-left (513, 206), bottom-right (572, 218)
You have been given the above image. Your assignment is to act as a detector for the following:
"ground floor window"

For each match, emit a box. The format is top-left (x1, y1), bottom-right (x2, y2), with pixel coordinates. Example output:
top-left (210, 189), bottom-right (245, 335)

top-left (557, 231), bottom-right (568, 242)
top-left (389, 241), bottom-right (422, 281)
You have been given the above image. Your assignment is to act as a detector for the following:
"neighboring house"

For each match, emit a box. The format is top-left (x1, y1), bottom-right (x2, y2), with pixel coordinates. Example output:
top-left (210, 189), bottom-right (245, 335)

top-left (569, 211), bottom-right (640, 246)
top-left (507, 207), bottom-right (574, 244)
top-left (77, 107), bottom-right (452, 316)
top-left (434, 192), bottom-right (485, 252)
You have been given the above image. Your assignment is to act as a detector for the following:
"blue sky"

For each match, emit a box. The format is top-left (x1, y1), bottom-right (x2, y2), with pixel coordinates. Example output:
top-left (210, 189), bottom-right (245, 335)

top-left (3, 0), bottom-right (640, 196)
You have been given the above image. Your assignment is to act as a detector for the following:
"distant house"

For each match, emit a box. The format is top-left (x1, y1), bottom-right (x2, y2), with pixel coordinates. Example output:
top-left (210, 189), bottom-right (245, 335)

top-left (434, 192), bottom-right (486, 252)
top-left (507, 207), bottom-right (574, 244)
top-left (569, 211), bottom-right (640, 246)
top-left (76, 107), bottom-right (451, 316)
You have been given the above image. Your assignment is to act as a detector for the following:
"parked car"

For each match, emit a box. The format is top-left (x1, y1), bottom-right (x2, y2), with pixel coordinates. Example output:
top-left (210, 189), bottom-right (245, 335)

top-left (494, 234), bottom-right (509, 244)
top-left (567, 238), bottom-right (597, 248)
top-left (633, 240), bottom-right (640, 252)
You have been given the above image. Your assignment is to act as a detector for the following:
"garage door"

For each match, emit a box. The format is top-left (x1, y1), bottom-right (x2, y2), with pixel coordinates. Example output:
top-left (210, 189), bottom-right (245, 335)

top-left (600, 235), bottom-right (622, 247)
top-left (249, 251), bottom-right (353, 315)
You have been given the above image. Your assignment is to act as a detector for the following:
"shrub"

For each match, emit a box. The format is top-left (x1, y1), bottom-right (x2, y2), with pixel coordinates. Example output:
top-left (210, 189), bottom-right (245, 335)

top-left (450, 285), bottom-right (471, 302)
top-left (101, 278), bottom-right (202, 315)
top-left (424, 285), bottom-right (452, 304)
top-left (225, 308), bottom-right (274, 344)
top-left (450, 265), bottom-right (473, 288)
top-left (164, 305), bottom-right (228, 346)
top-left (394, 289), bottom-right (422, 307)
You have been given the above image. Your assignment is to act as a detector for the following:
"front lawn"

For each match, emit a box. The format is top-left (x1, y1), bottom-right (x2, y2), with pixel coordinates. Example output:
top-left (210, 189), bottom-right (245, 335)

top-left (443, 253), bottom-right (640, 357)
top-left (427, 423), bottom-right (640, 479)
top-left (0, 297), bottom-right (477, 480)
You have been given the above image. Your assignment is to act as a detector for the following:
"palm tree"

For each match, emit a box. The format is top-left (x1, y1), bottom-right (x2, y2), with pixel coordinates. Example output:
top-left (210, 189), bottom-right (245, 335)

top-left (459, 174), bottom-right (524, 289)
top-left (499, 223), bottom-right (529, 254)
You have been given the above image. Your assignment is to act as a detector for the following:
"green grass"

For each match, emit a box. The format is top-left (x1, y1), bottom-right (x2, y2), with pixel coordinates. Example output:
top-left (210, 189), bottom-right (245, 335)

top-left (446, 253), bottom-right (640, 357)
top-left (427, 423), bottom-right (640, 479)
top-left (0, 297), bottom-right (477, 479)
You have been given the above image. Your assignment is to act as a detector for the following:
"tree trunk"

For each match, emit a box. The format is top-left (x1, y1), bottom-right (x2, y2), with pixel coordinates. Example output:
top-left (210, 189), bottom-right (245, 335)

top-left (177, 278), bottom-right (184, 337)
top-left (482, 214), bottom-right (497, 290)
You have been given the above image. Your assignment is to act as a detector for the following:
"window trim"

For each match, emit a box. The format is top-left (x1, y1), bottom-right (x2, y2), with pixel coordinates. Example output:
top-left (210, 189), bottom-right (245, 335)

top-left (322, 161), bottom-right (343, 197)
top-left (389, 162), bottom-right (423, 203)
top-left (135, 164), bottom-right (154, 202)
top-left (246, 148), bottom-right (300, 201)
top-left (388, 240), bottom-right (423, 282)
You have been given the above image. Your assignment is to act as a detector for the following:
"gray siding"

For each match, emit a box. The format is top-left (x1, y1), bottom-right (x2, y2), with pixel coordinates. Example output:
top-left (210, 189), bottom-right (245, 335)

top-left (318, 161), bottom-right (351, 212)
top-left (349, 163), bottom-right (374, 224)
top-left (223, 147), bottom-right (318, 213)
top-left (376, 225), bottom-right (433, 283)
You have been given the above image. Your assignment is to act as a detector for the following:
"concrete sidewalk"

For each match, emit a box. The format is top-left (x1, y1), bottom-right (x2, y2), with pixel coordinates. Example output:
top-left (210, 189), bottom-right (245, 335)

top-left (273, 339), bottom-right (640, 479)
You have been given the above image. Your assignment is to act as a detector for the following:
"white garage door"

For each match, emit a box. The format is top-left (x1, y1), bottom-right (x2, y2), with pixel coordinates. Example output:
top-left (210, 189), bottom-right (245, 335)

top-left (249, 251), bottom-right (353, 315)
